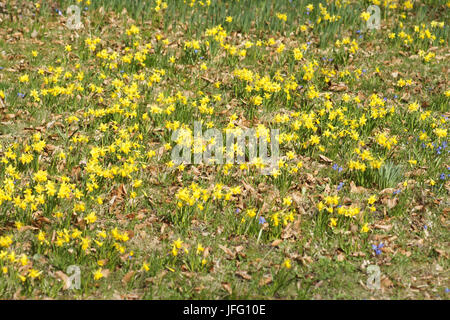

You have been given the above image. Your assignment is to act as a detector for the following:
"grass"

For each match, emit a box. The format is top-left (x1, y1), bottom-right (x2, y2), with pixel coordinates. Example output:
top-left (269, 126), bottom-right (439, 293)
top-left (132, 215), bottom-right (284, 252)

top-left (0, 0), bottom-right (448, 300)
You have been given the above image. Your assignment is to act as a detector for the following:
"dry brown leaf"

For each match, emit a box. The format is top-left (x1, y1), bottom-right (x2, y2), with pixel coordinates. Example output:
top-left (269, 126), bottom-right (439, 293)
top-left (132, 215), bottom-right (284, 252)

top-left (381, 276), bottom-right (394, 289)
top-left (122, 271), bottom-right (135, 284)
top-left (219, 245), bottom-right (235, 259)
top-left (350, 181), bottom-right (367, 194)
top-left (101, 269), bottom-right (110, 278)
top-left (380, 188), bottom-right (396, 195)
top-left (373, 223), bottom-right (393, 231)
top-left (382, 197), bottom-right (398, 209)
top-left (259, 274), bottom-right (273, 286)
top-left (222, 282), bottom-right (232, 295)
top-left (55, 271), bottom-right (70, 290)
top-left (235, 270), bottom-right (252, 280)
top-left (329, 82), bottom-right (348, 92)
top-left (318, 154), bottom-right (333, 163)
top-left (271, 239), bottom-right (282, 247)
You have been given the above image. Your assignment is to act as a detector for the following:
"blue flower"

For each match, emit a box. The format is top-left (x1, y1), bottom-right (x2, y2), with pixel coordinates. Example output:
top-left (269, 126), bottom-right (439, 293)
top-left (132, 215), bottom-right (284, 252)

top-left (372, 243), bottom-right (384, 255)
top-left (332, 163), bottom-right (338, 170)
top-left (235, 208), bottom-right (240, 213)
top-left (440, 173), bottom-right (446, 180)
top-left (259, 216), bottom-right (266, 225)
top-left (337, 182), bottom-right (344, 191)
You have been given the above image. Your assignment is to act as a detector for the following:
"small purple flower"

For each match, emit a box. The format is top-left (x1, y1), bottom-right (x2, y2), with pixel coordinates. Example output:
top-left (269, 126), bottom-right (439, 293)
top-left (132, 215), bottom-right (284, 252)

top-left (235, 208), bottom-right (240, 214)
top-left (445, 288), bottom-right (449, 293)
top-left (259, 216), bottom-right (266, 225)
top-left (337, 182), bottom-right (344, 191)
top-left (393, 189), bottom-right (401, 195)
top-left (332, 163), bottom-right (338, 170)
top-left (17, 92), bottom-right (25, 98)
top-left (440, 173), bottom-right (446, 180)
top-left (56, 9), bottom-right (62, 15)
top-left (394, 95), bottom-right (398, 99)
top-left (194, 49), bottom-right (199, 54)
top-left (424, 225), bottom-right (427, 230)
top-left (338, 166), bottom-right (343, 173)
top-left (372, 243), bottom-right (384, 255)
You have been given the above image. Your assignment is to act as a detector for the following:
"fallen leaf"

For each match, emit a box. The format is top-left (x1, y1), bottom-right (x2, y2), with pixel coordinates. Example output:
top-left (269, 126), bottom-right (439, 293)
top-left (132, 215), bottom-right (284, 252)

top-left (350, 181), bottom-right (367, 194)
top-left (222, 282), bottom-right (232, 295)
top-left (381, 276), bottom-right (393, 289)
top-left (122, 271), bottom-right (135, 284)
top-left (259, 274), bottom-right (273, 286)
top-left (271, 239), bottom-right (282, 247)
top-left (318, 154), bottom-right (333, 163)
top-left (55, 271), bottom-right (70, 290)
top-left (235, 270), bottom-right (252, 280)
top-left (329, 82), bottom-right (348, 92)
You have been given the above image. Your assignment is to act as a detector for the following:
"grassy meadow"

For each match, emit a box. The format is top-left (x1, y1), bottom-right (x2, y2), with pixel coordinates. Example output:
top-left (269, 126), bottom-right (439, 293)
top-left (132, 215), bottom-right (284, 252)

top-left (0, 0), bottom-right (449, 299)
